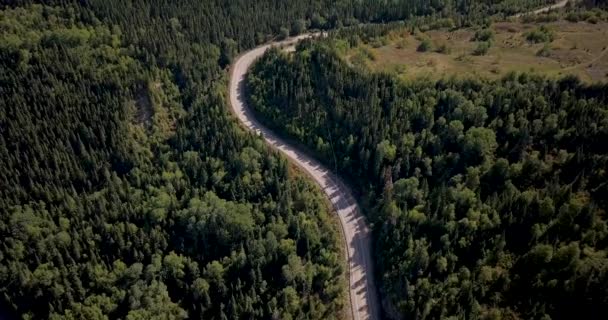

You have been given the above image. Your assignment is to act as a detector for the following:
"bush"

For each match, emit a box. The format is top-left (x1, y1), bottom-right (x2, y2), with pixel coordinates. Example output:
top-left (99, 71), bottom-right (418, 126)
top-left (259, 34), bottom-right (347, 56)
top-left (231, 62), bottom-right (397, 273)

top-left (278, 27), bottom-right (290, 40)
top-left (361, 47), bottom-right (377, 61)
top-left (395, 39), bottom-right (408, 49)
top-left (524, 12), bottom-right (559, 23)
top-left (472, 29), bottom-right (494, 42)
top-left (537, 44), bottom-right (551, 57)
top-left (586, 16), bottom-right (599, 24)
top-left (370, 37), bottom-right (388, 48)
top-left (473, 41), bottom-right (491, 56)
top-left (310, 13), bottom-right (327, 29)
top-left (566, 12), bottom-right (581, 22)
top-left (525, 25), bottom-right (554, 43)
top-left (580, 11), bottom-right (594, 21)
top-left (565, 9), bottom-right (607, 24)
top-left (417, 38), bottom-right (432, 52)
top-left (290, 19), bottom-right (306, 36)
top-left (429, 18), bottom-right (455, 30)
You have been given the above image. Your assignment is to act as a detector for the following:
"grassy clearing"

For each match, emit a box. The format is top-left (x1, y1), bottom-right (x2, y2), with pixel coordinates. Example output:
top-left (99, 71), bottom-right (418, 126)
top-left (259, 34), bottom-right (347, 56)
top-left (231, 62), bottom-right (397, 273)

top-left (342, 20), bottom-right (608, 82)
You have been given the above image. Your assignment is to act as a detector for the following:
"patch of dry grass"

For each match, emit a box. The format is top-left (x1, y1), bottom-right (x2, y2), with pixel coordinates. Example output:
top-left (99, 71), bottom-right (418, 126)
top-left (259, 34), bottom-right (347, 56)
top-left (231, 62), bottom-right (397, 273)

top-left (342, 20), bottom-right (608, 82)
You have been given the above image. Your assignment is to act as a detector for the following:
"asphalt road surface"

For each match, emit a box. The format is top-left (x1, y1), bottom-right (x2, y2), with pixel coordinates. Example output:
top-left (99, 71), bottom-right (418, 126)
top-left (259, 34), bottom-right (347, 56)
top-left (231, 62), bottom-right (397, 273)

top-left (229, 34), bottom-right (380, 320)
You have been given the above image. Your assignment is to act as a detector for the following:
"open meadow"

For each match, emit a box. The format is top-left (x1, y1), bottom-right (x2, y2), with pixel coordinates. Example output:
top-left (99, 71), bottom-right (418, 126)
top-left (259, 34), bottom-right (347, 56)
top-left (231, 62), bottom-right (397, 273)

top-left (344, 19), bottom-right (608, 82)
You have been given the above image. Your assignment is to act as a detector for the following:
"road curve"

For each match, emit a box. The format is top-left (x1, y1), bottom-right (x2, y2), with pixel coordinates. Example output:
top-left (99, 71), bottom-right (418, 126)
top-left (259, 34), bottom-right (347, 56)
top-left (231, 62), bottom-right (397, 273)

top-left (513, 0), bottom-right (570, 17)
top-left (229, 35), bottom-right (380, 320)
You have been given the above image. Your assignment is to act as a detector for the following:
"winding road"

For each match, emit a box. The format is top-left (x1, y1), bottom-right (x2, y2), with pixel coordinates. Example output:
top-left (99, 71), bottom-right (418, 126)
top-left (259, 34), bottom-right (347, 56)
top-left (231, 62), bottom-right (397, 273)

top-left (227, 1), bottom-right (572, 315)
top-left (229, 35), bottom-right (380, 320)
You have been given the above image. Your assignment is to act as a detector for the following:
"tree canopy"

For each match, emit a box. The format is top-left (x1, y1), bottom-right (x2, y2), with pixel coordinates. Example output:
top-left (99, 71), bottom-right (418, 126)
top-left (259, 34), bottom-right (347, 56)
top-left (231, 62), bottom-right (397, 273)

top-left (0, 3), bottom-right (348, 319)
top-left (248, 40), bottom-right (608, 319)
top-left (1, 0), bottom-right (596, 319)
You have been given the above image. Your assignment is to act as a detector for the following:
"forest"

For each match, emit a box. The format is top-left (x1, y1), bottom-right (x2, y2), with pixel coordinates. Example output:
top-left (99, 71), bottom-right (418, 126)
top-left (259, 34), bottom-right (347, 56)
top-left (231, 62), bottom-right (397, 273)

top-left (0, 2), bottom-right (354, 319)
top-left (1, 0), bottom-right (603, 319)
top-left (247, 37), bottom-right (608, 319)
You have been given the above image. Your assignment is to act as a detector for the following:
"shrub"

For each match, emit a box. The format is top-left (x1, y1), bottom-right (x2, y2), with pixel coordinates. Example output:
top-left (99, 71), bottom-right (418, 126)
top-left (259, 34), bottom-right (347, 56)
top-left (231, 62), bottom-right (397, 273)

top-left (586, 16), bottom-right (599, 24)
top-left (290, 19), bottom-right (306, 36)
top-left (278, 27), bottom-right (290, 40)
top-left (417, 38), bottom-right (432, 52)
top-left (370, 37), bottom-right (388, 48)
top-left (525, 25), bottom-right (554, 43)
top-left (429, 18), bottom-right (455, 30)
top-left (395, 64), bottom-right (407, 74)
top-left (566, 12), bottom-right (581, 22)
top-left (580, 11), bottom-right (594, 21)
top-left (473, 41), bottom-right (491, 56)
top-left (473, 29), bottom-right (494, 42)
top-left (361, 47), bottom-right (377, 61)
top-left (536, 13), bottom-right (560, 23)
top-left (537, 44), bottom-right (551, 57)
top-left (310, 13), bottom-right (327, 29)
top-left (395, 39), bottom-right (408, 49)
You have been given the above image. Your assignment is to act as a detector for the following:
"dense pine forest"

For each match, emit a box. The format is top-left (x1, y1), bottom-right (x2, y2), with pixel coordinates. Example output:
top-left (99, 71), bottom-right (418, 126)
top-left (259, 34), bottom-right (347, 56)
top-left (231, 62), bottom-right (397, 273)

top-left (0, 4), bottom-right (348, 320)
top-left (247, 38), bottom-right (608, 319)
top-left (0, 0), bottom-right (465, 318)
top-left (1, 0), bottom-right (603, 319)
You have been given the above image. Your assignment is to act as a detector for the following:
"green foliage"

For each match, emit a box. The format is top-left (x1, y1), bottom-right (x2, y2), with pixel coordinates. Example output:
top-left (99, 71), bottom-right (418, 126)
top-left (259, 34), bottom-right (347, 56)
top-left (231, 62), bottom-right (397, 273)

top-left (279, 27), bottom-right (290, 40)
top-left (290, 19), bottom-right (307, 36)
top-left (0, 4), bottom-right (347, 319)
top-left (473, 41), bottom-right (491, 55)
top-left (2, 0), bottom-right (603, 319)
top-left (310, 13), bottom-right (328, 29)
top-left (463, 127), bottom-right (497, 164)
top-left (525, 25), bottom-right (555, 43)
top-left (537, 43), bottom-right (551, 57)
top-left (428, 18), bottom-right (456, 30)
top-left (417, 38), bottom-right (433, 52)
top-left (219, 38), bottom-right (238, 68)
top-left (248, 42), bottom-right (608, 320)
top-left (565, 7), bottom-right (608, 23)
top-left (472, 28), bottom-right (494, 41)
